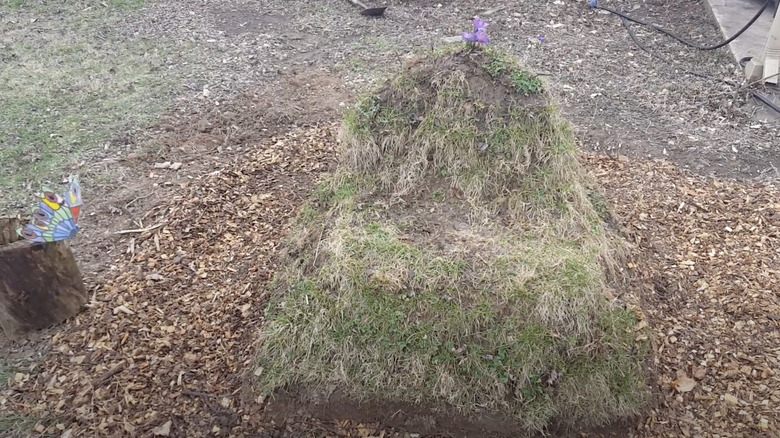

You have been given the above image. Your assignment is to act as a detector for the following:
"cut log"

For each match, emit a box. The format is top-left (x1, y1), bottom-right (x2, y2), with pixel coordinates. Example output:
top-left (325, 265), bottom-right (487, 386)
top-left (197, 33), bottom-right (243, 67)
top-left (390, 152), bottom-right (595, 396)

top-left (0, 217), bottom-right (87, 338)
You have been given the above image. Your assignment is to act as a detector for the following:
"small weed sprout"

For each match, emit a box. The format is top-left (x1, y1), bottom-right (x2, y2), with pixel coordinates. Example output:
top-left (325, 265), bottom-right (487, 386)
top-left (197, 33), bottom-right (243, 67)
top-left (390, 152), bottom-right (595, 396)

top-left (511, 71), bottom-right (543, 95)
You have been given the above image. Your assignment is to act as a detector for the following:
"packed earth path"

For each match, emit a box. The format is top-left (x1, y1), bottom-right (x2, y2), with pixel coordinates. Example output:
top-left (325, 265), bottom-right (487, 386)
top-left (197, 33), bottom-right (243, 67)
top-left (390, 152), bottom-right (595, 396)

top-left (1, 0), bottom-right (779, 437)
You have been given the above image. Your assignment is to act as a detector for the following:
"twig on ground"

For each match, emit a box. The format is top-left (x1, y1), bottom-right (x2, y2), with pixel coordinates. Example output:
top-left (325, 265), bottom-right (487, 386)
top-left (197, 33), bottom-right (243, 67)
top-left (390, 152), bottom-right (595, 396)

top-left (92, 361), bottom-right (127, 387)
top-left (115, 223), bottom-right (166, 235)
top-left (125, 193), bottom-right (154, 209)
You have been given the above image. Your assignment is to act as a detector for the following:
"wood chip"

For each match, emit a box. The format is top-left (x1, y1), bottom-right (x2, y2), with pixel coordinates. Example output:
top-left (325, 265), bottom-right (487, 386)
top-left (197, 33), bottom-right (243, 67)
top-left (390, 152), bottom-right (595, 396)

top-left (152, 420), bottom-right (172, 436)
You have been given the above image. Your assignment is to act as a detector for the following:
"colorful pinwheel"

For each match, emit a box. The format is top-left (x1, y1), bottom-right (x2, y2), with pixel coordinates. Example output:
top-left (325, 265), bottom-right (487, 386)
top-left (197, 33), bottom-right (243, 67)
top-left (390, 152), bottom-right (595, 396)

top-left (17, 175), bottom-right (83, 243)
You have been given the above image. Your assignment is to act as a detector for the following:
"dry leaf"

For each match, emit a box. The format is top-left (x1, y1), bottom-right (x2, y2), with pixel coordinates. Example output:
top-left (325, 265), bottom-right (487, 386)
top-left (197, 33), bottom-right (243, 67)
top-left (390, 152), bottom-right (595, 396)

top-left (672, 376), bottom-right (696, 393)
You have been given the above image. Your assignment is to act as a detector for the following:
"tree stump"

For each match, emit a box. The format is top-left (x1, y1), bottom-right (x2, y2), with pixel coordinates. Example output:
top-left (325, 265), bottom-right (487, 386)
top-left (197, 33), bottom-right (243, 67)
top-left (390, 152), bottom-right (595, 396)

top-left (0, 217), bottom-right (87, 338)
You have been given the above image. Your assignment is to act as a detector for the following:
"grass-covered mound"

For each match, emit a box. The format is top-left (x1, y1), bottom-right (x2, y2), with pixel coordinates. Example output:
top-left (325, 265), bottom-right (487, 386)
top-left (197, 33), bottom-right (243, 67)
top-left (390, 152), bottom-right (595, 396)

top-left (255, 47), bottom-right (650, 435)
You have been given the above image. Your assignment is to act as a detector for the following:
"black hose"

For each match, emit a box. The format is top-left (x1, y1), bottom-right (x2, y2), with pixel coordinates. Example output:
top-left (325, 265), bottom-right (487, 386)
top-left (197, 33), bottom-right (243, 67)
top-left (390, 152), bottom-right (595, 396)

top-left (752, 90), bottom-right (780, 114)
top-left (618, 8), bottom-right (715, 80)
top-left (593, 0), bottom-right (780, 116)
top-left (592, 0), bottom-right (772, 51)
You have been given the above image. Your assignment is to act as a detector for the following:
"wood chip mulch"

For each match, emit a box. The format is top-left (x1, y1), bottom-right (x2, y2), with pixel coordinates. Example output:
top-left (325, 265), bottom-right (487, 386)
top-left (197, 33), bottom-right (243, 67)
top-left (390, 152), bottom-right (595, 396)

top-left (0, 124), bottom-right (397, 438)
top-left (1, 126), bottom-right (779, 438)
top-left (590, 156), bottom-right (780, 437)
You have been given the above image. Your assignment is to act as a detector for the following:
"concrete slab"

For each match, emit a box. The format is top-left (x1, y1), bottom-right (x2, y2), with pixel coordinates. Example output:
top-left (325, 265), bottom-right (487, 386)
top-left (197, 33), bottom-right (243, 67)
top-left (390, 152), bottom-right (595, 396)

top-left (705, 0), bottom-right (776, 62)
top-left (705, 0), bottom-right (780, 123)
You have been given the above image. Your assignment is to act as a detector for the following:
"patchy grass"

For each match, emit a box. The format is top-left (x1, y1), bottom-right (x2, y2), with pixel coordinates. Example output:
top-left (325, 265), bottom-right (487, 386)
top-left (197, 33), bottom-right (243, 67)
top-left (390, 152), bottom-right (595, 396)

top-left (0, 364), bottom-right (15, 386)
top-left (0, 416), bottom-right (38, 438)
top-left (0, 0), bottom-right (180, 213)
top-left (342, 48), bottom-right (594, 234)
top-left (482, 47), bottom-right (543, 95)
top-left (255, 48), bottom-right (650, 435)
top-left (262, 211), bottom-right (647, 430)
top-left (0, 364), bottom-right (37, 438)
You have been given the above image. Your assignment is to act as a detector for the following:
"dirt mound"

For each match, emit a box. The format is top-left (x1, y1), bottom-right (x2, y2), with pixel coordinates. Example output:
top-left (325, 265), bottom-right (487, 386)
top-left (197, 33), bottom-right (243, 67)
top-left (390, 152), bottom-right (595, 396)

top-left (254, 48), bottom-right (652, 437)
top-left (341, 48), bottom-right (584, 223)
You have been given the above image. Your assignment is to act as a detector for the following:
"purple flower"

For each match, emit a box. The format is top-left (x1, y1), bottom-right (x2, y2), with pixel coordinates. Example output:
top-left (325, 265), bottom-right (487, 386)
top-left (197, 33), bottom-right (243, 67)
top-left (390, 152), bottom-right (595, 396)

top-left (538, 34), bottom-right (546, 43)
top-left (474, 18), bottom-right (488, 32)
top-left (462, 18), bottom-right (490, 44)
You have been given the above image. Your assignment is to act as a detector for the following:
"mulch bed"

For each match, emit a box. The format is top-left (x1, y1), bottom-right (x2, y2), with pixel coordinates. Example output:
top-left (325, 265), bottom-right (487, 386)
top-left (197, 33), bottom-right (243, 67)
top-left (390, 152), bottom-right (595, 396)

top-left (591, 155), bottom-right (780, 437)
top-left (1, 126), bottom-right (779, 437)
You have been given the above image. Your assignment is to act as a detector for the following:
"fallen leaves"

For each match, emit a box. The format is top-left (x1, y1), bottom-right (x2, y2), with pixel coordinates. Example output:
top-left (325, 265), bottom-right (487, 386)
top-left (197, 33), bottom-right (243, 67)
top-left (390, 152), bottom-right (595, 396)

top-left (593, 155), bottom-right (780, 436)
top-left (112, 304), bottom-right (134, 315)
top-left (2, 125), bottom-right (779, 437)
top-left (0, 125), bottom-right (341, 437)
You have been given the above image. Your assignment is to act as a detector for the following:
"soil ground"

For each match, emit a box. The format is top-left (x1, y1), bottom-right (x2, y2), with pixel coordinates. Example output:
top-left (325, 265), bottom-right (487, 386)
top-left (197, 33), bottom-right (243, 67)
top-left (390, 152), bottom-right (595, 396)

top-left (1, 0), bottom-right (779, 437)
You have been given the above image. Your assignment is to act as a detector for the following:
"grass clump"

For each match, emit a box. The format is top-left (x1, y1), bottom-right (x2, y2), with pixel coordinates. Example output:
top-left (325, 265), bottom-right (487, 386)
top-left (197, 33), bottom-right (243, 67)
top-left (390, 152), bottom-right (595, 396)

top-left (0, 415), bottom-right (38, 438)
top-left (0, 364), bottom-right (16, 384)
top-left (481, 47), bottom-right (543, 95)
top-left (255, 47), bottom-right (649, 435)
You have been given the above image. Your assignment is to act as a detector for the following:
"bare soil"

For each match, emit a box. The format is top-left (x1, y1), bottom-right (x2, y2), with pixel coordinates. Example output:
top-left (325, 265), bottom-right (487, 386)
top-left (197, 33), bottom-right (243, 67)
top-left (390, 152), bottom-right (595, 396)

top-left (264, 387), bottom-right (637, 438)
top-left (1, 0), bottom-right (780, 437)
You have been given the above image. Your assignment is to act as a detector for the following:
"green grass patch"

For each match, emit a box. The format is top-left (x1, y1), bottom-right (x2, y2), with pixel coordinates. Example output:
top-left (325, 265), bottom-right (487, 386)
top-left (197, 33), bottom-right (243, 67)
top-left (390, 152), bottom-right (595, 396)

top-left (0, 364), bottom-right (15, 386)
top-left (0, 0), bottom-right (179, 213)
top-left (255, 47), bottom-right (649, 435)
top-left (482, 47), bottom-right (543, 95)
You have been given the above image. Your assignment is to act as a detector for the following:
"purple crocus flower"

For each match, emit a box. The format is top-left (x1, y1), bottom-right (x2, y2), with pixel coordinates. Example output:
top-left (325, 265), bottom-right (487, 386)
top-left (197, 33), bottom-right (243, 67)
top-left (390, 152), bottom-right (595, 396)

top-left (538, 34), bottom-right (546, 43)
top-left (462, 18), bottom-right (490, 44)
